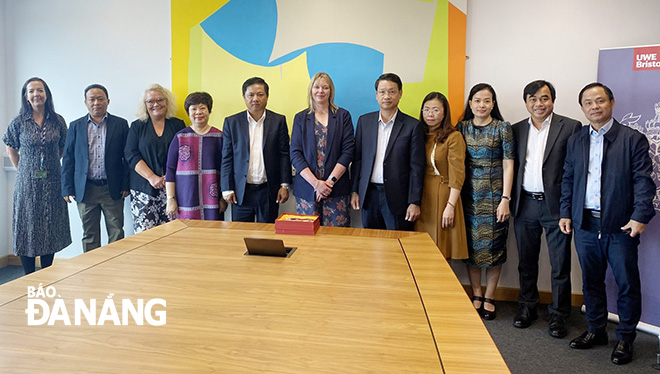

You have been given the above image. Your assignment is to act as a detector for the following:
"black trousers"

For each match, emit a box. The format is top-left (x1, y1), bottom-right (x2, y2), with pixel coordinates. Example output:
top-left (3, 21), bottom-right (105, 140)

top-left (362, 183), bottom-right (412, 231)
top-left (575, 213), bottom-right (641, 343)
top-left (514, 193), bottom-right (572, 316)
top-left (232, 183), bottom-right (279, 223)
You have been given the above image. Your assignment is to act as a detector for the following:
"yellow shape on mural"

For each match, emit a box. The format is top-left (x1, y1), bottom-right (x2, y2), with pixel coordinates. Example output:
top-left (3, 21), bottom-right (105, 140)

top-left (188, 24), bottom-right (310, 130)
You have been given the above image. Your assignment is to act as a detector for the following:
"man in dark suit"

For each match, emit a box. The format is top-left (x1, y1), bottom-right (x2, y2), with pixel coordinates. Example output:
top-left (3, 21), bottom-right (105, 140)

top-left (560, 83), bottom-right (655, 365)
top-left (221, 77), bottom-right (292, 223)
top-left (351, 73), bottom-right (425, 230)
top-left (62, 84), bottom-right (129, 252)
top-left (511, 80), bottom-right (581, 338)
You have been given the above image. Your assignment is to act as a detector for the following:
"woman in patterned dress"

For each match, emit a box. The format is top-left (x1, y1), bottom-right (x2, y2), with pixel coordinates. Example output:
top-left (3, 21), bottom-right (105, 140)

top-left (125, 84), bottom-right (185, 232)
top-left (290, 72), bottom-right (355, 226)
top-left (3, 77), bottom-right (71, 274)
top-left (456, 83), bottom-right (514, 320)
top-left (165, 92), bottom-right (227, 220)
top-left (415, 92), bottom-right (468, 260)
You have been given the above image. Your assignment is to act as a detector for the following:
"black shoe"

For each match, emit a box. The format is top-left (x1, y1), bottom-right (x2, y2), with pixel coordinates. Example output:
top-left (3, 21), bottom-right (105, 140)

top-left (611, 340), bottom-right (633, 365)
top-left (472, 296), bottom-right (484, 315)
top-left (569, 330), bottom-right (608, 349)
top-left (548, 314), bottom-right (568, 338)
top-left (513, 305), bottom-right (538, 328)
top-left (482, 298), bottom-right (496, 320)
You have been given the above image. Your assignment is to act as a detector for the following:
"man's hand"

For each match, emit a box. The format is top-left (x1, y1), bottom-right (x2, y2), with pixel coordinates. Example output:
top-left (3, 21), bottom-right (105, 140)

top-left (276, 188), bottom-right (289, 203)
top-left (559, 218), bottom-right (572, 234)
top-left (121, 191), bottom-right (130, 198)
top-left (219, 198), bottom-right (228, 213)
top-left (63, 196), bottom-right (75, 203)
top-left (350, 193), bottom-right (360, 210)
top-left (621, 220), bottom-right (646, 237)
top-left (406, 204), bottom-right (421, 222)
top-left (223, 192), bottom-right (238, 204)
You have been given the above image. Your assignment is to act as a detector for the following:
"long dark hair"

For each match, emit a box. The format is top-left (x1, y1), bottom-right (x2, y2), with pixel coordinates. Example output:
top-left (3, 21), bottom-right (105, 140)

top-left (20, 77), bottom-right (57, 120)
top-left (460, 83), bottom-right (504, 122)
top-left (419, 92), bottom-right (453, 144)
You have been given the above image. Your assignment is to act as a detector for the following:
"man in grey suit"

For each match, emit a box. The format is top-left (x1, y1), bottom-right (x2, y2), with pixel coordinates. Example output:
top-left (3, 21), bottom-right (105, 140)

top-left (221, 77), bottom-right (291, 223)
top-left (511, 80), bottom-right (581, 337)
top-left (62, 84), bottom-right (129, 252)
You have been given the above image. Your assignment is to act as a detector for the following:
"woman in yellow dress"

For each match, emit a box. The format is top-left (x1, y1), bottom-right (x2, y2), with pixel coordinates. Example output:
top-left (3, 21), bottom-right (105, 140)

top-left (415, 92), bottom-right (468, 260)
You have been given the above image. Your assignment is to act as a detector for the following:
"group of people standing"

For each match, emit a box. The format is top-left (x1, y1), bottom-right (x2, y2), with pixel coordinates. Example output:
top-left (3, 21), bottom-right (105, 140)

top-left (3, 73), bottom-right (655, 366)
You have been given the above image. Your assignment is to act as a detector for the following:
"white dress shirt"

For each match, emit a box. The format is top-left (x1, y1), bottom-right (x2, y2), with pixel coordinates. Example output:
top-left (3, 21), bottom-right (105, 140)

top-left (370, 110), bottom-right (397, 184)
top-left (585, 118), bottom-right (613, 211)
top-left (246, 111), bottom-right (267, 184)
top-left (522, 113), bottom-right (551, 193)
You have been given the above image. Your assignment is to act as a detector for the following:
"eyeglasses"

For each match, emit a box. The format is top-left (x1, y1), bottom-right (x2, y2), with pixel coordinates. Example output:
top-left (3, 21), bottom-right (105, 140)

top-left (146, 98), bottom-right (166, 106)
top-left (423, 108), bottom-right (442, 114)
top-left (377, 89), bottom-right (399, 96)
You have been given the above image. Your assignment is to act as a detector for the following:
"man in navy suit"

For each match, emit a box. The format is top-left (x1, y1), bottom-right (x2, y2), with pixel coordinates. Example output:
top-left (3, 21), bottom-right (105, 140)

top-left (511, 80), bottom-right (581, 337)
top-left (560, 83), bottom-right (655, 365)
top-left (221, 77), bottom-right (292, 223)
top-left (62, 84), bottom-right (129, 252)
top-left (351, 73), bottom-right (425, 230)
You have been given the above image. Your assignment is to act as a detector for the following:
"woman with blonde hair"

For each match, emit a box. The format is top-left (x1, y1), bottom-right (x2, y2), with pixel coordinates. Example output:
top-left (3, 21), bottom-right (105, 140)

top-left (290, 72), bottom-right (355, 226)
top-left (125, 84), bottom-right (185, 232)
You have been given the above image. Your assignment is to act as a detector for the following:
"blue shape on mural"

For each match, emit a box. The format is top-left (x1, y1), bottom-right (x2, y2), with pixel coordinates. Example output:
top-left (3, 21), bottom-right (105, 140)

top-left (200, 0), bottom-right (384, 122)
top-left (305, 43), bottom-right (383, 123)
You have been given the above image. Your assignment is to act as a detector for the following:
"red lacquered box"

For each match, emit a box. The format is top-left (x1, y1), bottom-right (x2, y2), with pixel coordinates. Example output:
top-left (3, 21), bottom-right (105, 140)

top-left (274, 213), bottom-right (320, 235)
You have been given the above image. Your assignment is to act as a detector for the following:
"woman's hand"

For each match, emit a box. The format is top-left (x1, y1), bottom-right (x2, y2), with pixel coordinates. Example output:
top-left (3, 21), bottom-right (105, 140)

top-left (496, 199), bottom-right (510, 223)
top-left (148, 175), bottom-right (165, 189)
top-left (166, 198), bottom-right (178, 220)
top-left (442, 204), bottom-right (455, 228)
top-left (314, 179), bottom-right (332, 201)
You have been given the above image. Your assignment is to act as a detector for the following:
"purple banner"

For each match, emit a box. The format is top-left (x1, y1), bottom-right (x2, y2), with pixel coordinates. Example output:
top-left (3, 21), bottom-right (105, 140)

top-left (598, 45), bottom-right (660, 328)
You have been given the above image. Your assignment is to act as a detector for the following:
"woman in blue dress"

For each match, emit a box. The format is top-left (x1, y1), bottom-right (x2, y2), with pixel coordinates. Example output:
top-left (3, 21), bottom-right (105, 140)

top-left (3, 77), bottom-right (72, 274)
top-left (456, 83), bottom-right (514, 320)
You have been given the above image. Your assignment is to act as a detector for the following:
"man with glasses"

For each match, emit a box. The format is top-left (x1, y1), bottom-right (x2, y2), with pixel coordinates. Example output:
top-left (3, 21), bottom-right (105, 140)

top-left (351, 73), bottom-right (425, 230)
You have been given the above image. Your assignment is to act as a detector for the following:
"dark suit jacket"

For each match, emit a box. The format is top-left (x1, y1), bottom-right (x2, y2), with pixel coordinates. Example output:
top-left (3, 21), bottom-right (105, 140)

top-left (351, 110), bottom-right (425, 215)
top-left (512, 113), bottom-right (582, 218)
top-left (290, 108), bottom-right (355, 202)
top-left (560, 119), bottom-right (656, 233)
top-left (221, 110), bottom-right (292, 205)
top-left (61, 113), bottom-right (129, 201)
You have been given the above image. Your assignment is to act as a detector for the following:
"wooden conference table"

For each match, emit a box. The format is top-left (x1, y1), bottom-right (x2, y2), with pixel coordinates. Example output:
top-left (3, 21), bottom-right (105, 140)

top-left (0, 220), bottom-right (509, 373)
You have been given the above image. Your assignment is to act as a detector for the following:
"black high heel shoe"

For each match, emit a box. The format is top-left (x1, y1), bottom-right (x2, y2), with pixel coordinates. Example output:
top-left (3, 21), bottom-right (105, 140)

top-left (472, 295), bottom-right (485, 315)
top-left (482, 298), bottom-right (497, 320)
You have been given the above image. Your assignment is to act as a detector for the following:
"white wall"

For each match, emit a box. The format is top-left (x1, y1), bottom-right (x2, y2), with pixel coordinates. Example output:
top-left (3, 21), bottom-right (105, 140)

top-left (2, 0), bottom-right (659, 295)
top-left (1, 0), bottom-right (172, 258)
top-left (0, 0), bottom-right (9, 258)
top-left (451, 0), bottom-right (660, 293)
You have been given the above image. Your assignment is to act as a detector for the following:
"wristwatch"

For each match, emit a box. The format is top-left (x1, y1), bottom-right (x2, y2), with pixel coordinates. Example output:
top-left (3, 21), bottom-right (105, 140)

top-left (328, 175), bottom-right (338, 183)
top-left (501, 195), bottom-right (511, 201)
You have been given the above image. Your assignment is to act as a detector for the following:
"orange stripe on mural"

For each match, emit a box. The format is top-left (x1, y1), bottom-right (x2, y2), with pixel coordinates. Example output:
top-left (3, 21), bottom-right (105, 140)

top-left (448, 2), bottom-right (466, 124)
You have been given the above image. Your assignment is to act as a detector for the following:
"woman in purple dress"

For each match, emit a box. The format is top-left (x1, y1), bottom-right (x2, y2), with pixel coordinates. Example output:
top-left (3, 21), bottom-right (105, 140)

top-left (165, 92), bottom-right (227, 220)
